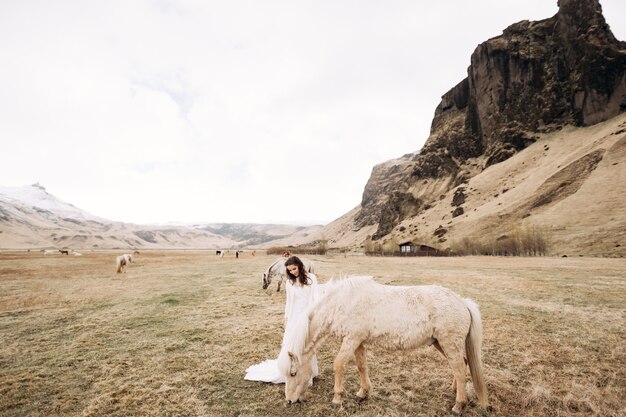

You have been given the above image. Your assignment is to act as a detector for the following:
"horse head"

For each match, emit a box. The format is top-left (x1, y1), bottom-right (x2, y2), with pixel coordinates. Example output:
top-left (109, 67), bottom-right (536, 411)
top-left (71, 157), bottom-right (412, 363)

top-left (277, 309), bottom-right (316, 404)
top-left (282, 351), bottom-right (314, 404)
top-left (262, 271), bottom-right (270, 289)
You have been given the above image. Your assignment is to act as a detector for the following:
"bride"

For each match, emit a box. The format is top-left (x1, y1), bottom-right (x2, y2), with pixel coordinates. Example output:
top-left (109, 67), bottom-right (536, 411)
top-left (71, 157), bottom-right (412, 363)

top-left (245, 256), bottom-right (320, 383)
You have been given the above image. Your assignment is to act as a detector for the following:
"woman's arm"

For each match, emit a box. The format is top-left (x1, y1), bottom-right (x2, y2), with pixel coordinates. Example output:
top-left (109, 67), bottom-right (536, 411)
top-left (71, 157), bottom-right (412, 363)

top-left (284, 278), bottom-right (293, 327)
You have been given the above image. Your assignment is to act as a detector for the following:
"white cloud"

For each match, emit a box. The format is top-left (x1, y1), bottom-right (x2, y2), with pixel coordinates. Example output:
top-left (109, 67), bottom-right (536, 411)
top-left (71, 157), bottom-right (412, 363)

top-left (1, 0), bottom-right (624, 225)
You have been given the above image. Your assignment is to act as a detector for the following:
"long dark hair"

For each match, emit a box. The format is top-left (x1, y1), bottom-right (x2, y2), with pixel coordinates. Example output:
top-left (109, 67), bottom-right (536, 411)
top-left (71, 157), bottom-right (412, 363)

top-left (285, 256), bottom-right (310, 286)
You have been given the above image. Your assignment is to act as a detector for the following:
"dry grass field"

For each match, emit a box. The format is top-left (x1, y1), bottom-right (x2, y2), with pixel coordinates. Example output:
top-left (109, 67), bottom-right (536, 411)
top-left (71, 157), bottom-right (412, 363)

top-left (0, 251), bottom-right (624, 417)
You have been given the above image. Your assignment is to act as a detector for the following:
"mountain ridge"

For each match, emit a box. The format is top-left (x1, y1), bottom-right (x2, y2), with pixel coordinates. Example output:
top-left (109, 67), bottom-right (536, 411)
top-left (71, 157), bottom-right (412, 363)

top-left (0, 184), bottom-right (321, 250)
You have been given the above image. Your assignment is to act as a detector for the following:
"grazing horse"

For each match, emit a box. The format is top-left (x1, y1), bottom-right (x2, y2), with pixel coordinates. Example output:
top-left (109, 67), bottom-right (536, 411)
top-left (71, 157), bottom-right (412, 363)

top-left (277, 276), bottom-right (489, 416)
top-left (133, 250), bottom-right (141, 255)
top-left (116, 255), bottom-right (127, 273)
top-left (216, 250), bottom-right (222, 256)
top-left (262, 257), bottom-right (315, 292)
top-left (282, 250), bottom-right (291, 257)
top-left (59, 249), bottom-right (69, 255)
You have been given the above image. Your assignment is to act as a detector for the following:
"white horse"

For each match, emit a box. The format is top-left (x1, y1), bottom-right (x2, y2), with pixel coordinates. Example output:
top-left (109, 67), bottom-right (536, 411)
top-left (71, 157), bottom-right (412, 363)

top-left (123, 253), bottom-right (133, 263)
top-left (262, 257), bottom-right (315, 292)
top-left (277, 276), bottom-right (489, 416)
top-left (43, 249), bottom-right (56, 255)
top-left (116, 255), bottom-right (127, 273)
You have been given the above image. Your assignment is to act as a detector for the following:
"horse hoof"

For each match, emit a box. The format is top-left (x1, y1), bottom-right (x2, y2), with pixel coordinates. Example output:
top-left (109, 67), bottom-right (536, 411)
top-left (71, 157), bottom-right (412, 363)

top-left (331, 400), bottom-right (343, 409)
top-left (355, 394), bottom-right (368, 403)
top-left (451, 401), bottom-right (466, 416)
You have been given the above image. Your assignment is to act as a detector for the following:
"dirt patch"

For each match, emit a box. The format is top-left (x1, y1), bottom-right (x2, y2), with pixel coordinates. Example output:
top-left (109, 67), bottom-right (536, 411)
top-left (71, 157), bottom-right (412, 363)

top-left (530, 149), bottom-right (605, 209)
top-left (606, 134), bottom-right (626, 162)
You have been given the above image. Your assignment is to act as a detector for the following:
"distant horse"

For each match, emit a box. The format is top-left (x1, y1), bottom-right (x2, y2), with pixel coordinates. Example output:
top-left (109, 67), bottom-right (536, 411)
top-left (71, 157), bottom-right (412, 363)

top-left (262, 257), bottom-right (315, 292)
top-left (59, 249), bottom-right (69, 255)
top-left (282, 250), bottom-right (291, 257)
top-left (133, 250), bottom-right (141, 255)
top-left (43, 249), bottom-right (56, 255)
top-left (116, 255), bottom-right (127, 273)
top-left (216, 250), bottom-right (222, 256)
top-left (278, 276), bottom-right (489, 416)
top-left (73, 252), bottom-right (82, 256)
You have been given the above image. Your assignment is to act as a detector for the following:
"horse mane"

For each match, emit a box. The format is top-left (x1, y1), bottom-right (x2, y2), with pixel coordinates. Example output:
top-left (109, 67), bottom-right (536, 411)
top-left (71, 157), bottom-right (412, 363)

top-left (321, 275), bottom-right (375, 297)
top-left (277, 275), bottom-right (375, 376)
top-left (277, 311), bottom-right (311, 376)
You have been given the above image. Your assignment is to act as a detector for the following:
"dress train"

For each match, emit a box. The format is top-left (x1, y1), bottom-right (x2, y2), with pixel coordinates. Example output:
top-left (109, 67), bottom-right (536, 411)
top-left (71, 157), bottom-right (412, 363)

top-left (244, 355), bottom-right (319, 384)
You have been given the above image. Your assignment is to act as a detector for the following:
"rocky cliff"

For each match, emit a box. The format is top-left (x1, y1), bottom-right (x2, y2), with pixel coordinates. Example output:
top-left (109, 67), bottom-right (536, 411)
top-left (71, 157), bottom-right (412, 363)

top-left (355, 0), bottom-right (626, 242)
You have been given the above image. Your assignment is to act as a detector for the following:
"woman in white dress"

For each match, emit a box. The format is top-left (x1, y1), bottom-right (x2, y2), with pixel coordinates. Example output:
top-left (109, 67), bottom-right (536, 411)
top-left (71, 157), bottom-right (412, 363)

top-left (245, 256), bottom-right (320, 383)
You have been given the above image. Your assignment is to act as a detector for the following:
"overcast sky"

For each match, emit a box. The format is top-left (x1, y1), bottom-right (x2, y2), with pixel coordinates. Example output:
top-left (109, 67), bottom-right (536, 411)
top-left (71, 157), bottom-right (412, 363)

top-left (1, 1), bottom-right (624, 225)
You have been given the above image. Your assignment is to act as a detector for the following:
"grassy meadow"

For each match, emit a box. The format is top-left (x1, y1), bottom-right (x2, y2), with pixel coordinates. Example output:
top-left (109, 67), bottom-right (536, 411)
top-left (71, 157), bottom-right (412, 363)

top-left (0, 251), bottom-right (624, 417)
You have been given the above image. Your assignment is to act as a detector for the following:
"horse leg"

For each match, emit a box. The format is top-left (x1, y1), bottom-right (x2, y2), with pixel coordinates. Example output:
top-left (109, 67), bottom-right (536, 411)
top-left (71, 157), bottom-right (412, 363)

top-left (332, 338), bottom-right (360, 406)
top-left (438, 340), bottom-right (468, 416)
top-left (354, 343), bottom-right (372, 401)
top-left (433, 340), bottom-right (457, 394)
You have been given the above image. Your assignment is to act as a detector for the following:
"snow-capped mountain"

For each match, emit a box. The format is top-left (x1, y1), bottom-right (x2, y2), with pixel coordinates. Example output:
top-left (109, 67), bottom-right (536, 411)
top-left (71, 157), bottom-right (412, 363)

top-left (0, 184), bottom-right (321, 250)
top-left (0, 183), bottom-right (104, 222)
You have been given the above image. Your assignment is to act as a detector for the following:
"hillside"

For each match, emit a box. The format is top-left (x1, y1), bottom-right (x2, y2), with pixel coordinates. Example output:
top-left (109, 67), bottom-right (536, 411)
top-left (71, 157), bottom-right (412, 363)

top-left (305, 105), bottom-right (626, 258)
top-left (319, 114), bottom-right (626, 256)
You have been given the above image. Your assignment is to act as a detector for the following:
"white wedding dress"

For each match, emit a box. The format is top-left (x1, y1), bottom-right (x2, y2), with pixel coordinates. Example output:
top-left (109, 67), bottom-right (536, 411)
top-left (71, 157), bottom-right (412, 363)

top-left (245, 273), bottom-right (320, 383)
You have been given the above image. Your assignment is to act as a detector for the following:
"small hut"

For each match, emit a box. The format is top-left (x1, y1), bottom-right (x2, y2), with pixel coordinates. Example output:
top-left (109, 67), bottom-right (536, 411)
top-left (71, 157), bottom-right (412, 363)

top-left (398, 241), bottom-right (440, 256)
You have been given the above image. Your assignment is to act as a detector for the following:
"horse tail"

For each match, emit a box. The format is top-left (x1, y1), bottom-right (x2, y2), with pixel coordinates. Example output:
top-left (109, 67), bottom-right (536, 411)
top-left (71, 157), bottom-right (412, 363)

top-left (464, 298), bottom-right (489, 408)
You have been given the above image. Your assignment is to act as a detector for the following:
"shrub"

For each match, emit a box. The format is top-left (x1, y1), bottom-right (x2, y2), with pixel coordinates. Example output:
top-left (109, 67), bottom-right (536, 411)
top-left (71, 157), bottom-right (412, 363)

top-left (451, 225), bottom-right (549, 256)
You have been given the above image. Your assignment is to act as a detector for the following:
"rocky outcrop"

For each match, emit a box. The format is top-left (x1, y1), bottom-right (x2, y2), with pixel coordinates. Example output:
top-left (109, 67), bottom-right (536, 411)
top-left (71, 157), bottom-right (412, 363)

top-left (468, 0), bottom-right (626, 163)
top-left (357, 0), bottom-right (625, 240)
